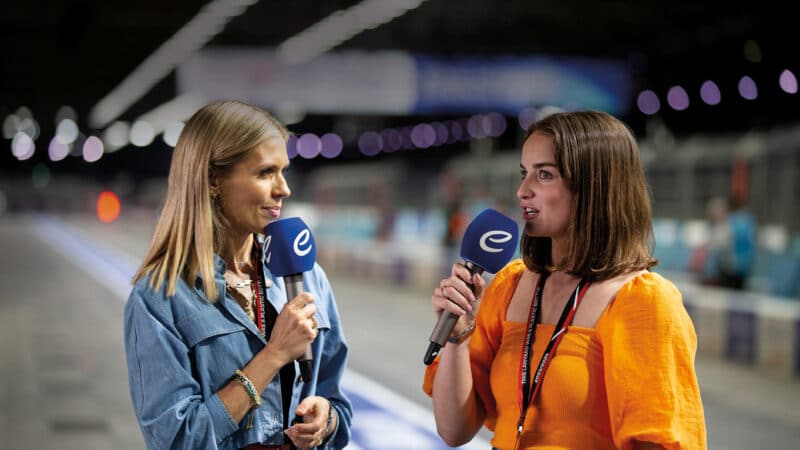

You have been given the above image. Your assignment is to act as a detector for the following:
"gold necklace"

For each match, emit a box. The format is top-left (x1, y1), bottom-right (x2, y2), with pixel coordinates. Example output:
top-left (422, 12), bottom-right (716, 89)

top-left (226, 277), bottom-right (256, 321)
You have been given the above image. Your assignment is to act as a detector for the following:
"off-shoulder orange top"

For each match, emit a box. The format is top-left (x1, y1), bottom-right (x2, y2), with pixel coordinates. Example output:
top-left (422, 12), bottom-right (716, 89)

top-left (423, 260), bottom-right (706, 449)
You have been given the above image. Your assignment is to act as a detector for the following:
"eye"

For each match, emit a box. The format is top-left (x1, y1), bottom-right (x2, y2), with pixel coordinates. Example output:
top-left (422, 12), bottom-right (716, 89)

top-left (537, 169), bottom-right (554, 180)
top-left (260, 167), bottom-right (276, 176)
top-left (520, 169), bottom-right (527, 179)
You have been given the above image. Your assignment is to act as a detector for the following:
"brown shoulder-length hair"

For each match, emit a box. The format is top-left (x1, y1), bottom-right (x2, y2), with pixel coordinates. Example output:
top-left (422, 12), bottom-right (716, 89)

top-left (520, 110), bottom-right (657, 280)
top-left (133, 100), bottom-right (288, 301)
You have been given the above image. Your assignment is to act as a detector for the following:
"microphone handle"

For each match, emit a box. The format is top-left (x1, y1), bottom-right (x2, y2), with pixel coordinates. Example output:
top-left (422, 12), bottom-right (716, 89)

top-left (284, 273), bottom-right (314, 382)
top-left (424, 261), bottom-right (484, 365)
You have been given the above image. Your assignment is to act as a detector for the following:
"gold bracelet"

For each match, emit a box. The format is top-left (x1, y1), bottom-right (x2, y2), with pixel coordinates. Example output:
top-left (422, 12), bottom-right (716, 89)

top-left (447, 320), bottom-right (476, 344)
top-left (232, 369), bottom-right (261, 408)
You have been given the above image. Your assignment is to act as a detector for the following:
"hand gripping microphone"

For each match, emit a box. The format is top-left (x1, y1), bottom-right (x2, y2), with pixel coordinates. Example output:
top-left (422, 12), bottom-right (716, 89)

top-left (263, 217), bottom-right (317, 382)
top-left (424, 208), bottom-right (519, 365)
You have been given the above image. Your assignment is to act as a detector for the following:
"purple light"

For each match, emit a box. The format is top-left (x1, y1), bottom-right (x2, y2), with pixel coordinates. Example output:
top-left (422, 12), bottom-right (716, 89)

top-left (380, 129), bottom-right (403, 152)
top-left (518, 107), bottom-right (539, 130)
top-left (401, 127), bottom-right (414, 150)
top-left (666, 86), bottom-right (690, 111)
top-left (636, 90), bottom-right (660, 115)
top-left (48, 136), bottom-right (69, 161)
top-left (431, 122), bottom-right (448, 146)
top-left (286, 135), bottom-right (298, 159)
top-left (358, 131), bottom-right (382, 156)
top-left (411, 124), bottom-right (436, 148)
top-left (11, 132), bottom-right (35, 160)
top-left (296, 133), bottom-right (321, 159)
top-left (82, 136), bottom-right (104, 163)
top-left (319, 133), bottom-right (343, 158)
top-left (699, 80), bottom-right (721, 105)
top-left (738, 76), bottom-right (758, 100)
top-left (779, 69), bottom-right (798, 94)
top-left (483, 112), bottom-right (507, 137)
top-left (446, 120), bottom-right (462, 143)
top-left (467, 115), bottom-right (486, 139)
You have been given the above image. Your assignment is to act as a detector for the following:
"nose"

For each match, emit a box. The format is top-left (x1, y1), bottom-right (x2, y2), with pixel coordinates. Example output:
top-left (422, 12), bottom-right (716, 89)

top-left (517, 175), bottom-right (532, 200)
top-left (275, 173), bottom-right (291, 199)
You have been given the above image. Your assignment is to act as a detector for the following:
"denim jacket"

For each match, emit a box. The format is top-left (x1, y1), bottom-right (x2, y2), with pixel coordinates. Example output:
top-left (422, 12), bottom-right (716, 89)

top-left (124, 254), bottom-right (352, 450)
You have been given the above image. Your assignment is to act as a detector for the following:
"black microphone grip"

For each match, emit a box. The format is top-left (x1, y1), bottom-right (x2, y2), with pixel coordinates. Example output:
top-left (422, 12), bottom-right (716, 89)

top-left (284, 273), bottom-right (313, 382)
top-left (424, 261), bottom-right (484, 365)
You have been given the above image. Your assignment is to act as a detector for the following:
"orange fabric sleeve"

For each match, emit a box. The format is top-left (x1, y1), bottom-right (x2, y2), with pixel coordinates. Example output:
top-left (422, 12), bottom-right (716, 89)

top-left (422, 260), bottom-right (526, 431)
top-left (596, 273), bottom-right (707, 450)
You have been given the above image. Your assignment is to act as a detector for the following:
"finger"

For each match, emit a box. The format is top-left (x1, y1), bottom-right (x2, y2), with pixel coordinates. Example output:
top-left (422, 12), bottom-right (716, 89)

top-left (433, 292), bottom-right (469, 316)
top-left (289, 292), bottom-right (315, 308)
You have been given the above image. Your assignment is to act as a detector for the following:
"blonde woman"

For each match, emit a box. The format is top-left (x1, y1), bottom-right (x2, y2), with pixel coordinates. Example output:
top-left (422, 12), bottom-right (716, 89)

top-left (124, 101), bottom-right (351, 450)
top-left (424, 111), bottom-right (706, 449)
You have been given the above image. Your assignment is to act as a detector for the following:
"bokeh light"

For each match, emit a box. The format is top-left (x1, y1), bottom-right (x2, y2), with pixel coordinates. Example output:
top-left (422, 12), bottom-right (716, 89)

top-left (12, 132), bottom-right (35, 160)
top-left (358, 131), bottom-right (382, 156)
top-left (296, 133), bottom-right (321, 159)
top-left (48, 136), bottom-right (70, 161)
top-left (666, 85), bottom-right (690, 111)
top-left (56, 118), bottom-right (79, 144)
top-left (779, 69), bottom-right (798, 94)
top-left (637, 90), bottom-right (660, 115)
top-left (380, 129), bottom-right (403, 152)
top-left (97, 191), bottom-right (121, 223)
top-left (104, 121), bottom-right (130, 152)
top-left (130, 120), bottom-right (155, 147)
top-left (518, 107), bottom-right (539, 130)
top-left (163, 121), bottom-right (184, 147)
top-left (699, 80), bottom-right (721, 105)
top-left (410, 123), bottom-right (436, 148)
top-left (286, 134), bottom-right (298, 159)
top-left (319, 133), bottom-right (343, 158)
top-left (83, 136), bottom-right (104, 162)
top-left (738, 75), bottom-right (758, 100)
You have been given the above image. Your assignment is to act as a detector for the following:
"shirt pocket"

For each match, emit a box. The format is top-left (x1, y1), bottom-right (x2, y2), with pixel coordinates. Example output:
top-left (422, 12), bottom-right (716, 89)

top-left (176, 307), bottom-right (247, 348)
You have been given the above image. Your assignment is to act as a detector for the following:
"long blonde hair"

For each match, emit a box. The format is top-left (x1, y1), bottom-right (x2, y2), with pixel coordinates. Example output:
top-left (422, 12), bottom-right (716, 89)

top-left (133, 100), bottom-right (288, 300)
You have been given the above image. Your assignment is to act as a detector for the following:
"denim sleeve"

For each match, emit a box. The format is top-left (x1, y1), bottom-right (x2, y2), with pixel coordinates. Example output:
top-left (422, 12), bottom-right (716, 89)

top-left (311, 266), bottom-right (353, 450)
top-left (124, 287), bottom-right (238, 450)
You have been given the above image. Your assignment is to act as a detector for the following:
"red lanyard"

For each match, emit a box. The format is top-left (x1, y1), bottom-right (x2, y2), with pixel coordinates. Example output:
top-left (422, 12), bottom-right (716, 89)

top-left (250, 243), bottom-right (267, 338)
top-left (516, 272), bottom-right (591, 434)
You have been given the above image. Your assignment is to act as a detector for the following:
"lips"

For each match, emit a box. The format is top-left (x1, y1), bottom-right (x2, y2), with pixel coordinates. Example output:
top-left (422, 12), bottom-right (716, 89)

top-left (263, 205), bottom-right (281, 218)
top-left (521, 206), bottom-right (539, 220)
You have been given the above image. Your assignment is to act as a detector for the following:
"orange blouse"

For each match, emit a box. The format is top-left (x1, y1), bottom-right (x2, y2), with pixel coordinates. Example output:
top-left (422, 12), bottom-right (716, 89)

top-left (423, 260), bottom-right (706, 449)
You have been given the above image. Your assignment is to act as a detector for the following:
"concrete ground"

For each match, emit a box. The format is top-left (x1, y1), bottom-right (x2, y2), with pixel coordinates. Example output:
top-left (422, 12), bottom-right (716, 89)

top-left (1, 213), bottom-right (798, 449)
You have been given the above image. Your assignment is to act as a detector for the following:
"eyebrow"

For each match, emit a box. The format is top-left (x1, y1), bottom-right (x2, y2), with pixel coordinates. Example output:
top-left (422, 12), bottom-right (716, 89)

top-left (520, 162), bottom-right (558, 170)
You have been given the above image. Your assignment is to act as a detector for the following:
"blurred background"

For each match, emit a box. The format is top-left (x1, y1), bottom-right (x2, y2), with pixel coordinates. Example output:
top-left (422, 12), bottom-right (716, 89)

top-left (2, 1), bottom-right (799, 449)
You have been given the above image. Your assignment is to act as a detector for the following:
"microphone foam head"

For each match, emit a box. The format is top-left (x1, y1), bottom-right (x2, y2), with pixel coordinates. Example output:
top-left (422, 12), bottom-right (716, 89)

top-left (263, 217), bottom-right (316, 276)
top-left (460, 208), bottom-right (519, 273)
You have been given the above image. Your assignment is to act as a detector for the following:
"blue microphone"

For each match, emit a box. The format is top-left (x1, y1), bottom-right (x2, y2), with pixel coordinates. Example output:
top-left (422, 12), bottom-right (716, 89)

top-left (263, 217), bottom-right (317, 382)
top-left (424, 208), bottom-right (519, 365)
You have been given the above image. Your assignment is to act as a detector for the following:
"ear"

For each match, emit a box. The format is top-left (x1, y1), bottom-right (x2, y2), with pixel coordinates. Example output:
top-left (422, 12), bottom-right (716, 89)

top-left (209, 174), bottom-right (220, 198)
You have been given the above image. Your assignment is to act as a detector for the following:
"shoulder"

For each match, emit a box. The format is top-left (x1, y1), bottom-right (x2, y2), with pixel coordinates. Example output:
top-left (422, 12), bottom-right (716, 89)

top-left (598, 271), bottom-right (688, 329)
top-left (491, 259), bottom-right (527, 287)
top-left (126, 272), bottom-right (210, 324)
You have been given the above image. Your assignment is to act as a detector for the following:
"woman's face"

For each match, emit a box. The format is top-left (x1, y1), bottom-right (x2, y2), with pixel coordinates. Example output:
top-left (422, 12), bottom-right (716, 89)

top-left (516, 131), bottom-right (574, 241)
top-left (215, 136), bottom-right (291, 236)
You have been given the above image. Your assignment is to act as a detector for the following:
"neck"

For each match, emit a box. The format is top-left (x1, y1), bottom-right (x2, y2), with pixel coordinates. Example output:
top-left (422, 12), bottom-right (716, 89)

top-left (221, 232), bottom-right (255, 273)
top-left (549, 237), bottom-right (569, 272)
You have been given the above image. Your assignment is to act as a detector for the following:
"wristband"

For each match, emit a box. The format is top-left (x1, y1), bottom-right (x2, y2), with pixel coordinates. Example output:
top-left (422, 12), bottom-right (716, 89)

top-left (233, 369), bottom-right (261, 408)
top-left (447, 319), bottom-right (476, 344)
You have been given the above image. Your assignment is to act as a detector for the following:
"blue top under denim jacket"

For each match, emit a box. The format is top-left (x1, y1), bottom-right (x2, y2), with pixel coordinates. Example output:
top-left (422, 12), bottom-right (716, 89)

top-left (124, 254), bottom-right (352, 450)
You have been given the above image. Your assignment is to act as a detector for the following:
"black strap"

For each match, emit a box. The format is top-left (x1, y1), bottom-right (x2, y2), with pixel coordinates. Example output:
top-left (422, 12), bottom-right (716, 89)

top-left (517, 272), bottom-right (591, 434)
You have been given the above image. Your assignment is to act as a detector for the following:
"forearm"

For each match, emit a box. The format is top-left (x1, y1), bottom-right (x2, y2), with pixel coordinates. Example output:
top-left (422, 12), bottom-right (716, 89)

top-left (432, 339), bottom-right (485, 447)
top-left (218, 342), bottom-right (288, 423)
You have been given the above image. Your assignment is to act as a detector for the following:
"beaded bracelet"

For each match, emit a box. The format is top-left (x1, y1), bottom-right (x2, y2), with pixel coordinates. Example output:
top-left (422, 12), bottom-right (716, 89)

top-left (447, 319), bottom-right (476, 344)
top-left (233, 369), bottom-right (261, 408)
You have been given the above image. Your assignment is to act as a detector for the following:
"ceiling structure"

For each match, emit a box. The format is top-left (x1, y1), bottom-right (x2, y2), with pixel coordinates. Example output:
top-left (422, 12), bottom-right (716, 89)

top-left (2, 0), bottom-right (796, 174)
